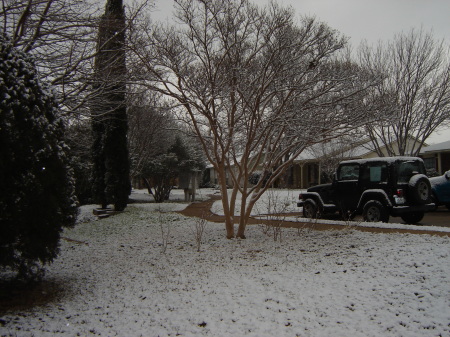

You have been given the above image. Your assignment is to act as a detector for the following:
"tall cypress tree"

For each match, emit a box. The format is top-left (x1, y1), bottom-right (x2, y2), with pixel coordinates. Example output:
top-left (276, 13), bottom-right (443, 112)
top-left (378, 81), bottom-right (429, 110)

top-left (91, 0), bottom-right (130, 211)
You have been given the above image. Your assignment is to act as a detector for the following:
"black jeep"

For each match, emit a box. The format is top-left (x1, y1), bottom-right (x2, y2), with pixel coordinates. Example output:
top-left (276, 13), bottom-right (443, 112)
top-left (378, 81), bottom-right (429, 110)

top-left (297, 157), bottom-right (435, 223)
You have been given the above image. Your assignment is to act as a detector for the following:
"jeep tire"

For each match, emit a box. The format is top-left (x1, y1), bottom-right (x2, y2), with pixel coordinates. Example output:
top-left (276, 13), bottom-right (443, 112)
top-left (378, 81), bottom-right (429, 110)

top-left (303, 199), bottom-right (320, 219)
top-left (362, 200), bottom-right (389, 223)
top-left (400, 212), bottom-right (424, 224)
top-left (409, 176), bottom-right (431, 205)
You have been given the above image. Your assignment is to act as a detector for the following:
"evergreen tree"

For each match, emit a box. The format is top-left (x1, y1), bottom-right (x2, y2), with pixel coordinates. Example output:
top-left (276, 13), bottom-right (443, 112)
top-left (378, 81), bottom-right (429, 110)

top-left (168, 136), bottom-right (205, 173)
top-left (66, 121), bottom-right (94, 205)
top-left (142, 136), bottom-right (205, 202)
top-left (91, 0), bottom-right (131, 211)
top-left (91, 115), bottom-right (108, 208)
top-left (0, 35), bottom-right (78, 280)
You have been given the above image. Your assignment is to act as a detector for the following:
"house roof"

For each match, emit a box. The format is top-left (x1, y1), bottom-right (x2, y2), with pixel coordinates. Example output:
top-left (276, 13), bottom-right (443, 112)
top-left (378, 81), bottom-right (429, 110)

top-left (420, 140), bottom-right (450, 154)
top-left (293, 138), bottom-right (375, 162)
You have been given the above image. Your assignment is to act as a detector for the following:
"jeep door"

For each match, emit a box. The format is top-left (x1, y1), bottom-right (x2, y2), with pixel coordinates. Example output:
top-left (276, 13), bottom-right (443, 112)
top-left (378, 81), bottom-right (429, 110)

top-left (332, 163), bottom-right (361, 211)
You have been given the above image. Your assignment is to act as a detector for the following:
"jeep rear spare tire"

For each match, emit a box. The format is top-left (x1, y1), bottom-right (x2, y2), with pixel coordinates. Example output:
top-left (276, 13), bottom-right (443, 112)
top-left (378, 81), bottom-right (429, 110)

top-left (408, 175), bottom-right (431, 205)
top-left (362, 200), bottom-right (389, 223)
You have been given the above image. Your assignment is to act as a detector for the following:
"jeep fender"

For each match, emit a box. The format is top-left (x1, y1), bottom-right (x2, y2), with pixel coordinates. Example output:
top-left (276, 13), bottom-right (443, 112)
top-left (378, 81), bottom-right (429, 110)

top-left (357, 189), bottom-right (392, 212)
top-left (300, 192), bottom-right (338, 213)
top-left (300, 192), bottom-right (325, 210)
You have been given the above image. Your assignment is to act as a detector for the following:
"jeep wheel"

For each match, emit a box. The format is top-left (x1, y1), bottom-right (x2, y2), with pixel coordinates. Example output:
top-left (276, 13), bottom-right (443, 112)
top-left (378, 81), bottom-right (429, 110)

top-left (362, 201), bottom-right (389, 223)
top-left (303, 199), bottom-right (320, 219)
top-left (400, 212), bottom-right (424, 224)
top-left (409, 176), bottom-right (431, 205)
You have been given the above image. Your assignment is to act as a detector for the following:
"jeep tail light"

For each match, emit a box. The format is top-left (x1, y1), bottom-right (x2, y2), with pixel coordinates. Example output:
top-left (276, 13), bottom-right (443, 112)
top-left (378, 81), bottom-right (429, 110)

top-left (299, 193), bottom-right (304, 200)
top-left (396, 189), bottom-right (404, 198)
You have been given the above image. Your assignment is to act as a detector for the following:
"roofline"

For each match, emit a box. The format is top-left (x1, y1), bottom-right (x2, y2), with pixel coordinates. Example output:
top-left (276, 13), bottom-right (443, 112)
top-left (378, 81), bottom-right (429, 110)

top-left (339, 156), bottom-right (424, 165)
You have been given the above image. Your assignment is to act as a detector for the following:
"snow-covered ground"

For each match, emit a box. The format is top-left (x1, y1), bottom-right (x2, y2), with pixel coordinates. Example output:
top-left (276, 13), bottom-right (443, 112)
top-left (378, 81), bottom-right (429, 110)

top-left (210, 188), bottom-right (302, 215)
top-left (1, 189), bottom-right (449, 336)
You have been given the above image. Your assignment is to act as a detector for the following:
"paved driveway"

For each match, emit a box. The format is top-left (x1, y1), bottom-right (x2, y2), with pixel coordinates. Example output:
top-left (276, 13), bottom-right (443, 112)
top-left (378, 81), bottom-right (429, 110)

top-left (411, 206), bottom-right (450, 228)
top-left (351, 206), bottom-right (450, 228)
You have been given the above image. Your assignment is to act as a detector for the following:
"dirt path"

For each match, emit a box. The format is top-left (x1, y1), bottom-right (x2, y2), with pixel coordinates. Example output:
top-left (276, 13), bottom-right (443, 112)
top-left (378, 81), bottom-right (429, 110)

top-left (178, 195), bottom-right (450, 237)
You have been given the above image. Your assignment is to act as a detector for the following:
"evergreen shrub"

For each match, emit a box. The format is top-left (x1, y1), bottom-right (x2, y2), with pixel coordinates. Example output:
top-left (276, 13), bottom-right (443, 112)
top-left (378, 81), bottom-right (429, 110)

top-left (0, 35), bottom-right (78, 280)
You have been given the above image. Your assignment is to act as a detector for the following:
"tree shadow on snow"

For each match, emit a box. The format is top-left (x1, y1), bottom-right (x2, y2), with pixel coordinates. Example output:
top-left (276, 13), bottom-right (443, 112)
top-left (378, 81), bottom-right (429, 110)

top-left (0, 276), bottom-right (71, 317)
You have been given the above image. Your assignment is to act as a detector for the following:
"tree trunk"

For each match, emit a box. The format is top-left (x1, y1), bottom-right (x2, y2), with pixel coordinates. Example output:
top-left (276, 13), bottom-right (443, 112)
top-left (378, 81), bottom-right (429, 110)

top-left (142, 176), bottom-right (153, 195)
top-left (229, 185), bottom-right (239, 225)
top-left (236, 191), bottom-right (248, 239)
top-left (237, 194), bottom-right (258, 239)
top-left (217, 164), bottom-right (234, 238)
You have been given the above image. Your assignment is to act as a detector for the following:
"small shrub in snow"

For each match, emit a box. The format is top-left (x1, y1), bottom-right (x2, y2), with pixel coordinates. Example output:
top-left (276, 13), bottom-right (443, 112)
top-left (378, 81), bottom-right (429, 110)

top-left (156, 208), bottom-right (171, 254)
top-left (0, 34), bottom-right (78, 281)
top-left (193, 212), bottom-right (209, 252)
top-left (261, 190), bottom-right (292, 242)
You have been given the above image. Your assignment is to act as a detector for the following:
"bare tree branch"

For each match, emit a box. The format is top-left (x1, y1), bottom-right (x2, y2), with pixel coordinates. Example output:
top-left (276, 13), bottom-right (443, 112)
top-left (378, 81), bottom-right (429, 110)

top-left (359, 28), bottom-right (450, 156)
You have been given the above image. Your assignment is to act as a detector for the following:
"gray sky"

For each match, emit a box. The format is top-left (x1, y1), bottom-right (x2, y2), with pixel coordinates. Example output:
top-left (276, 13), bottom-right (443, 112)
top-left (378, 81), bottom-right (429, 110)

top-left (152, 0), bottom-right (450, 47)
top-left (151, 0), bottom-right (450, 144)
top-left (273, 0), bottom-right (450, 47)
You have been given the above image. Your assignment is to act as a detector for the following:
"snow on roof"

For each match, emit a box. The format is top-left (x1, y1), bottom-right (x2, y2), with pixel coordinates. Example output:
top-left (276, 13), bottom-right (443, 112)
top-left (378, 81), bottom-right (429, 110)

top-left (420, 140), bottom-right (450, 153)
top-left (293, 149), bottom-right (316, 161)
top-left (339, 140), bottom-right (374, 158)
top-left (293, 138), bottom-right (375, 162)
top-left (340, 156), bottom-right (423, 165)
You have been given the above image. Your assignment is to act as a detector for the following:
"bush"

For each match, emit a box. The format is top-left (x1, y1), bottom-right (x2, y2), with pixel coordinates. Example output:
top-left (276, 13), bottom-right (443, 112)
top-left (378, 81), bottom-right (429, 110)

top-left (141, 136), bottom-right (205, 202)
top-left (0, 35), bottom-right (78, 281)
top-left (248, 171), bottom-right (262, 185)
top-left (248, 171), bottom-right (272, 186)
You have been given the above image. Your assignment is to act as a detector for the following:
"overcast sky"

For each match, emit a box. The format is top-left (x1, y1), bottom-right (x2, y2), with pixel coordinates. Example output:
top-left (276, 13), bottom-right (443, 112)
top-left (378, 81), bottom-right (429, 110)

top-left (150, 0), bottom-right (450, 144)
top-left (272, 0), bottom-right (450, 47)
top-left (151, 0), bottom-right (450, 46)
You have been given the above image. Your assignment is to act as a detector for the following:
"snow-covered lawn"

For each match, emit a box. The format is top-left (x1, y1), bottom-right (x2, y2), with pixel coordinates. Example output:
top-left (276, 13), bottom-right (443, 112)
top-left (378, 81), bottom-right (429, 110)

top-left (1, 189), bottom-right (450, 336)
top-left (210, 188), bottom-right (302, 216)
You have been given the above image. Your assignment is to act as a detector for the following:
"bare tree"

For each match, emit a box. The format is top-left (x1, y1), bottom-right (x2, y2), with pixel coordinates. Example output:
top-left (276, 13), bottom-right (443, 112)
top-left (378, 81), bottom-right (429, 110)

top-left (128, 93), bottom-right (176, 182)
top-left (1, 0), bottom-right (100, 115)
top-left (1, 0), bottom-right (150, 117)
top-left (192, 211), bottom-right (209, 252)
top-left (359, 28), bottom-right (450, 156)
top-left (130, 0), bottom-right (377, 238)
